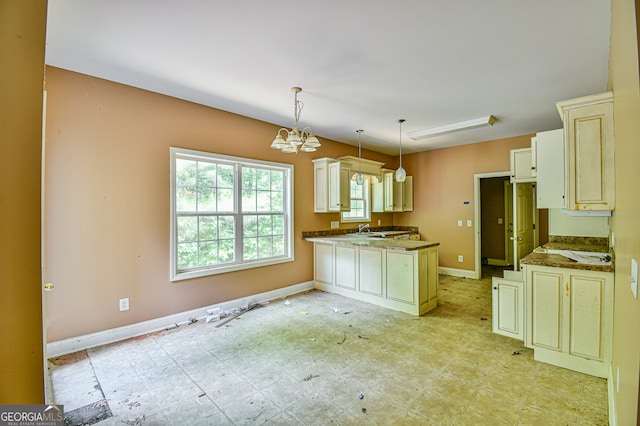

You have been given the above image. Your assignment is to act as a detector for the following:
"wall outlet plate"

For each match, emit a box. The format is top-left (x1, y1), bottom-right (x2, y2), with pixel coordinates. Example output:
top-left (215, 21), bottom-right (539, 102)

top-left (457, 255), bottom-right (464, 262)
top-left (330, 221), bottom-right (339, 229)
top-left (119, 297), bottom-right (130, 312)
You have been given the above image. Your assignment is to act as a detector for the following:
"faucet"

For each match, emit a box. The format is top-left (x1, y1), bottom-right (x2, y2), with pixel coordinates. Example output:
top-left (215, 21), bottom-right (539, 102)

top-left (358, 223), bottom-right (370, 234)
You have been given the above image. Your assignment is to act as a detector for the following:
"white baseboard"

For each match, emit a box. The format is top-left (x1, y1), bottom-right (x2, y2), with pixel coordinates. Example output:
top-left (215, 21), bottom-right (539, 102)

top-left (46, 280), bottom-right (315, 358)
top-left (608, 363), bottom-right (617, 426)
top-left (439, 267), bottom-right (477, 279)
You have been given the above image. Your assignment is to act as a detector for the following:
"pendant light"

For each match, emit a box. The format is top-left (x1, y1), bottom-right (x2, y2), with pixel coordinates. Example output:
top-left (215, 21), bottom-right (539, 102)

top-left (356, 129), bottom-right (364, 185)
top-left (396, 119), bottom-right (407, 182)
top-left (270, 87), bottom-right (321, 153)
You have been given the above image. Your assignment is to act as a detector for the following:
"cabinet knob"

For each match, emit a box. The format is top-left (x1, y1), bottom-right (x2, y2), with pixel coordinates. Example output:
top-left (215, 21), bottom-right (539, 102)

top-left (493, 287), bottom-right (497, 290)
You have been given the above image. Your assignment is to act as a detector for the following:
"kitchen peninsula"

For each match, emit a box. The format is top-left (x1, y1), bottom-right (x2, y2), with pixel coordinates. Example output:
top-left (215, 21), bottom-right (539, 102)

top-left (304, 229), bottom-right (439, 316)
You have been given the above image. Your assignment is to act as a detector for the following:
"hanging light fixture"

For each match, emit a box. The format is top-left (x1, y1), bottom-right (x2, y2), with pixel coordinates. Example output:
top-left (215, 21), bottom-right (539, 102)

top-left (270, 87), bottom-right (321, 153)
top-left (356, 129), bottom-right (364, 185)
top-left (396, 119), bottom-right (407, 182)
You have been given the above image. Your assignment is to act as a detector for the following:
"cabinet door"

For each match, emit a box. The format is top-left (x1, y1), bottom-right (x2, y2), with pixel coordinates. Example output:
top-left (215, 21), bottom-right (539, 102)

top-left (510, 148), bottom-right (535, 183)
top-left (403, 176), bottom-right (413, 211)
top-left (565, 101), bottom-right (614, 210)
top-left (335, 246), bottom-right (357, 290)
top-left (569, 274), bottom-right (605, 360)
top-left (492, 277), bottom-right (524, 340)
top-left (535, 129), bottom-right (565, 208)
top-left (371, 181), bottom-right (384, 213)
top-left (313, 161), bottom-right (329, 212)
top-left (419, 247), bottom-right (438, 311)
top-left (328, 162), bottom-right (350, 212)
top-left (530, 269), bottom-right (563, 351)
top-left (383, 172), bottom-right (394, 211)
top-left (314, 243), bottom-right (334, 286)
top-left (359, 247), bottom-right (384, 296)
top-left (386, 251), bottom-right (415, 303)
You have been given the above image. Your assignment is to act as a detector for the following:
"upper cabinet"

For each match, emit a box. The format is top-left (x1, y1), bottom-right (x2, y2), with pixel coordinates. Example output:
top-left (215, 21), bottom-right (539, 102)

top-left (510, 148), bottom-right (536, 183)
top-left (556, 92), bottom-right (615, 211)
top-left (535, 129), bottom-right (565, 208)
top-left (375, 170), bottom-right (413, 212)
top-left (313, 158), bottom-right (351, 212)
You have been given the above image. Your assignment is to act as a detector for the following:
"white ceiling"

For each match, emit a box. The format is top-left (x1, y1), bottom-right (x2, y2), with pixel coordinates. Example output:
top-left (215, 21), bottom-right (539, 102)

top-left (45, 0), bottom-right (611, 155)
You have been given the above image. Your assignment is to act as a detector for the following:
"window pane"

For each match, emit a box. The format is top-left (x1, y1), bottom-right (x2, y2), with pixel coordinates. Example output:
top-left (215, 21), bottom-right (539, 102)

top-left (271, 170), bottom-right (283, 190)
top-left (242, 167), bottom-right (256, 190)
top-left (177, 216), bottom-right (198, 242)
top-left (271, 191), bottom-right (283, 211)
top-left (273, 235), bottom-right (284, 256)
top-left (217, 164), bottom-right (234, 188)
top-left (219, 216), bottom-right (235, 239)
top-left (199, 216), bottom-right (218, 240)
top-left (258, 215), bottom-right (272, 236)
top-left (176, 186), bottom-right (197, 212)
top-left (243, 215), bottom-right (257, 237)
top-left (177, 242), bottom-right (198, 269)
top-left (258, 236), bottom-right (273, 258)
top-left (199, 241), bottom-right (217, 266)
top-left (257, 169), bottom-right (271, 190)
top-left (198, 188), bottom-right (216, 212)
top-left (176, 159), bottom-right (197, 186)
top-left (243, 237), bottom-right (257, 260)
top-left (218, 239), bottom-right (234, 263)
top-left (242, 189), bottom-right (257, 212)
top-left (257, 191), bottom-right (271, 211)
top-left (198, 162), bottom-right (216, 187)
top-left (217, 188), bottom-right (234, 211)
top-left (272, 215), bottom-right (284, 235)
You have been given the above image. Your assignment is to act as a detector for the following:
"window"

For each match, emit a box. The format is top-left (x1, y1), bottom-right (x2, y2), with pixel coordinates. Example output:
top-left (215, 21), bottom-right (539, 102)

top-left (341, 174), bottom-right (371, 222)
top-left (170, 147), bottom-right (293, 281)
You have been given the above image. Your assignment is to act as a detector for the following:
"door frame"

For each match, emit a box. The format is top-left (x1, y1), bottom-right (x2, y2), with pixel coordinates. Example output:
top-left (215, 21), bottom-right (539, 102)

top-left (474, 171), bottom-right (511, 280)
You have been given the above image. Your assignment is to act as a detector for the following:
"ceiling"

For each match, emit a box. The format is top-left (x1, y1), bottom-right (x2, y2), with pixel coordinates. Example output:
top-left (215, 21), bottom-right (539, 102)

top-left (45, 1), bottom-right (611, 155)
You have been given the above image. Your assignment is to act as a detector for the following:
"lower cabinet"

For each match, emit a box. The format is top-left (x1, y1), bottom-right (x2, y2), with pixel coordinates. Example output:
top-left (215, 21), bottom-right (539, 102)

top-left (313, 242), bottom-right (439, 316)
top-left (491, 277), bottom-right (524, 341)
top-left (522, 264), bottom-right (613, 378)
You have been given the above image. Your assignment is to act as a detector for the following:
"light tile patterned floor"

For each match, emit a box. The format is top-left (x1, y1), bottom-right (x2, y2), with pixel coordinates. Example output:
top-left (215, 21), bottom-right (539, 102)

top-left (49, 270), bottom-right (609, 425)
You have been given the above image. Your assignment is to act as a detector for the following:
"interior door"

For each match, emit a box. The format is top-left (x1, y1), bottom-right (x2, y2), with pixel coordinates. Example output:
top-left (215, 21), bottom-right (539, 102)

top-left (513, 183), bottom-right (535, 270)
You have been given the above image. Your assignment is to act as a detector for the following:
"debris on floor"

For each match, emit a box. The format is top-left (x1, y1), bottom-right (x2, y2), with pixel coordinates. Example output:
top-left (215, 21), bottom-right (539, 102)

top-left (189, 317), bottom-right (198, 324)
top-left (358, 393), bottom-right (364, 400)
top-left (284, 300), bottom-right (292, 306)
top-left (215, 303), bottom-right (262, 328)
top-left (480, 317), bottom-right (488, 321)
top-left (512, 351), bottom-right (520, 355)
top-left (301, 373), bottom-right (320, 382)
top-left (332, 307), bottom-right (340, 313)
top-left (299, 311), bottom-right (309, 315)
top-left (337, 334), bottom-right (346, 345)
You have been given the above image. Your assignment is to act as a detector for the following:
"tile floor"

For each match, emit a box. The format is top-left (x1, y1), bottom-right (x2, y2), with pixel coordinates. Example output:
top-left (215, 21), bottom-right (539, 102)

top-left (49, 268), bottom-right (609, 425)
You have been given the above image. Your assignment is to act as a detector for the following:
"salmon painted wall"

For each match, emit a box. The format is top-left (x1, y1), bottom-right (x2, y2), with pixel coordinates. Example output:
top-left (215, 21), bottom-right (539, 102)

top-left (609, 0), bottom-right (640, 423)
top-left (393, 135), bottom-right (533, 270)
top-left (43, 67), bottom-right (396, 342)
top-left (0, 0), bottom-right (47, 402)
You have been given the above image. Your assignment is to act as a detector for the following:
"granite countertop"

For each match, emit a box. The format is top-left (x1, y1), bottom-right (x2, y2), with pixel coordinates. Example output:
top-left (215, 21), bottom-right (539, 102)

top-left (520, 236), bottom-right (614, 272)
top-left (305, 235), bottom-right (439, 251)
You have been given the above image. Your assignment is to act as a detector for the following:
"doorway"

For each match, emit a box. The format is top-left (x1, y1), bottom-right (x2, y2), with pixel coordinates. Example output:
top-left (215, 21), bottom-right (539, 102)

top-left (474, 173), bottom-right (541, 279)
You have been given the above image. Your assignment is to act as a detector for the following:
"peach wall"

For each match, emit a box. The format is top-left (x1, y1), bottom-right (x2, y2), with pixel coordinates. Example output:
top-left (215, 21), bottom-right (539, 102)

top-left (394, 135), bottom-right (533, 270)
top-left (43, 67), bottom-right (395, 342)
top-left (609, 0), bottom-right (640, 423)
top-left (0, 0), bottom-right (47, 402)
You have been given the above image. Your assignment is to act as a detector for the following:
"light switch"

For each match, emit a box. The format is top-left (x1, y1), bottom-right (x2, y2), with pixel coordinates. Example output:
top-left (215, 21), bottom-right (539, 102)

top-left (631, 258), bottom-right (638, 299)
top-left (466, 220), bottom-right (472, 227)
top-left (457, 220), bottom-right (463, 227)
top-left (498, 218), bottom-right (503, 225)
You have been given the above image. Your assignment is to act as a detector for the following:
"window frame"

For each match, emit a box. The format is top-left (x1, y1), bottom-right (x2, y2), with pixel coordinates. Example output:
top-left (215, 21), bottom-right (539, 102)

top-left (170, 147), bottom-right (294, 281)
top-left (341, 173), bottom-right (371, 223)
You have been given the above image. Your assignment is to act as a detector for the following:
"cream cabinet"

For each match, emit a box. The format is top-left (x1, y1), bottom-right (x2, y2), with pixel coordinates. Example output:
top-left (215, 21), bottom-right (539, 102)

top-left (312, 158), bottom-right (351, 212)
top-left (491, 277), bottom-right (524, 341)
top-left (380, 171), bottom-right (413, 212)
top-left (556, 92), bottom-right (614, 211)
top-left (510, 148), bottom-right (535, 183)
top-left (312, 242), bottom-right (439, 316)
top-left (535, 129), bottom-right (565, 209)
top-left (523, 264), bottom-right (613, 378)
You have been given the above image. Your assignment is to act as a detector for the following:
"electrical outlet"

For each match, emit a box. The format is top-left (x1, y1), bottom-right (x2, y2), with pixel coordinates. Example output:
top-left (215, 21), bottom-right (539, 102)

top-left (457, 220), bottom-right (463, 227)
top-left (377, 220), bottom-right (381, 226)
top-left (119, 297), bottom-right (130, 312)
top-left (498, 218), bottom-right (503, 225)
top-left (466, 220), bottom-right (472, 227)
top-left (330, 221), bottom-right (339, 229)
top-left (457, 255), bottom-right (464, 263)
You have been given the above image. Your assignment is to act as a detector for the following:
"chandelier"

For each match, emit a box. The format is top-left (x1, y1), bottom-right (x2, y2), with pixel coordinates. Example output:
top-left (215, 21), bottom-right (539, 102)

top-left (270, 87), bottom-right (321, 153)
